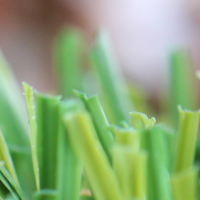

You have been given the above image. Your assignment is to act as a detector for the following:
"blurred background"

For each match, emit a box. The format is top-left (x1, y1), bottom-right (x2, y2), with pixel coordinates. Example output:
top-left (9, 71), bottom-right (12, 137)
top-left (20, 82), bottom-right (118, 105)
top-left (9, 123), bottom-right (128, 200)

top-left (1, 0), bottom-right (200, 96)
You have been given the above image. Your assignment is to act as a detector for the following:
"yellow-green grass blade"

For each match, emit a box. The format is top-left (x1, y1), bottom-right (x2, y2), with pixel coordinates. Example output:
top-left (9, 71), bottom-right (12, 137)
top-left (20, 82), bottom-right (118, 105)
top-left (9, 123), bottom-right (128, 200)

top-left (110, 126), bottom-right (140, 151)
top-left (0, 131), bottom-right (18, 185)
top-left (113, 146), bottom-right (147, 200)
top-left (23, 83), bottom-right (39, 190)
top-left (130, 112), bottom-right (156, 129)
top-left (171, 168), bottom-right (198, 200)
top-left (90, 31), bottom-right (133, 124)
top-left (35, 93), bottom-right (61, 189)
top-left (56, 100), bottom-right (83, 200)
top-left (169, 49), bottom-right (198, 126)
top-left (63, 111), bottom-right (123, 200)
top-left (174, 107), bottom-right (200, 173)
top-left (54, 29), bottom-right (84, 98)
top-left (75, 91), bottom-right (114, 164)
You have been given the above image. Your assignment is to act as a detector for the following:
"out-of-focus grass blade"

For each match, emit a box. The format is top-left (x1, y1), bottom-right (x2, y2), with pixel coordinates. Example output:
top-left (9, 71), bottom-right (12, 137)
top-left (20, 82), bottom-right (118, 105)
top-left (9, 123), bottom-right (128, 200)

top-left (113, 146), bottom-right (147, 200)
top-left (63, 111), bottom-right (123, 200)
top-left (110, 126), bottom-right (140, 151)
top-left (154, 125), bottom-right (176, 173)
top-left (23, 83), bottom-right (39, 190)
top-left (75, 91), bottom-right (114, 164)
top-left (171, 168), bottom-right (198, 200)
top-left (141, 126), bottom-right (172, 200)
top-left (174, 107), bottom-right (200, 173)
top-left (90, 31), bottom-right (133, 124)
top-left (0, 162), bottom-right (24, 200)
top-left (54, 29), bottom-right (84, 98)
top-left (57, 100), bottom-right (83, 200)
top-left (169, 49), bottom-right (197, 126)
top-left (35, 92), bottom-right (60, 189)
top-left (0, 131), bottom-right (18, 185)
top-left (0, 52), bottom-right (29, 146)
top-left (0, 52), bottom-right (35, 196)
top-left (130, 112), bottom-right (156, 129)
top-left (33, 190), bottom-right (57, 200)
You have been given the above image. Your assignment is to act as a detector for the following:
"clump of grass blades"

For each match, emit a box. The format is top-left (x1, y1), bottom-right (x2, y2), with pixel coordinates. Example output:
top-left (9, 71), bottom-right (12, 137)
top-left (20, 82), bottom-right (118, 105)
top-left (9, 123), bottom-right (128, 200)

top-left (0, 28), bottom-right (199, 200)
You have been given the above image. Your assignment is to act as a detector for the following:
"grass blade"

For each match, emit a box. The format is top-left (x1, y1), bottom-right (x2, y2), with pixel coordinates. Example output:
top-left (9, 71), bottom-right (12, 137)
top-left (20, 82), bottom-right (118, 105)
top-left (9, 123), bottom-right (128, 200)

top-left (75, 91), bottom-right (114, 163)
top-left (0, 131), bottom-right (18, 185)
top-left (113, 146), bottom-right (147, 200)
top-left (171, 168), bottom-right (198, 200)
top-left (23, 83), bottom-right (39, 190)
top-left (56, 100), bottom-right (83, 200)
top-left (35, 93), bottom-right (61, 189)
top-left (90, 31), bottom-right (133, 124)
top-left (63, 111), bottom-right (123, 200)
top-left (33, 189), bottom-right (57, 200)
top-left (0, 162), bottom-right (24, 200)
top-left (174, 107), bottom-right (200, 172)
top-left (141, 126), bottom-right (172, 200)
top-left (54, 29), bottom-right (84, 98)
top-left (169, 49), bottom-right (198, 126)
top-left (0, 53), bottom-right (35, 197)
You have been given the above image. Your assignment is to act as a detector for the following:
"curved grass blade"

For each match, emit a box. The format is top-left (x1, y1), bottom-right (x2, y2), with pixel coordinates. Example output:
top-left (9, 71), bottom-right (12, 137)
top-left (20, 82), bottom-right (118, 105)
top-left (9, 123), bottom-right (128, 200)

top-left (130, 112), bottom-right (156, 129)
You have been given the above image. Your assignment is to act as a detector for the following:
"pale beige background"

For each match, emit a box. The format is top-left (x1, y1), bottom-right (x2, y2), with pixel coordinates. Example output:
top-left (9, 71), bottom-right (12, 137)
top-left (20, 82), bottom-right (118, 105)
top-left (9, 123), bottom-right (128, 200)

top-left (0, 0), bottom-right (200, 95)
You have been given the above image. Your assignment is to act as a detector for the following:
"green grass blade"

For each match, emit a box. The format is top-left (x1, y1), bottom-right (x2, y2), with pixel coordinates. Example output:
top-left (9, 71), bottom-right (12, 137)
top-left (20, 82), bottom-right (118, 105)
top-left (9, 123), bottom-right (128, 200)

top-left (154, 125), bottom-right (176, 173)
top-left (0, 53), bottom-right (35, 197)
top-left (54, 29), bottom-right (84, 98)
top-left (35, 93), bottom-right (61, 189)
top-left (75, 91), bottom-right (114, 163)
top-left (90, 31), bottom-right (133, 124)
top-left (0, 162), bottom-right (24, 200)
top-left (169, 49), bottom-right (198, 126)
top-left (0, 131), bottom-right (18, 185)
top-left (0, 52), bottom-right (29, 146)
top-left (174, 107), bottom-right (200, 172)
top-left (87, 95), bottom-right (114, 162)
top-left (141, 127), bottom-right (172, 200)
top-left (171, 168), bottom-right (198, 200)
top-left (33, 189), bottom-right (57, 200)
top-left (23, 83), bottom-right (40, 190)
top-left (56, 100), bottom-right (83, 200)
top-left (63, 111), bottom-right (123, 200)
